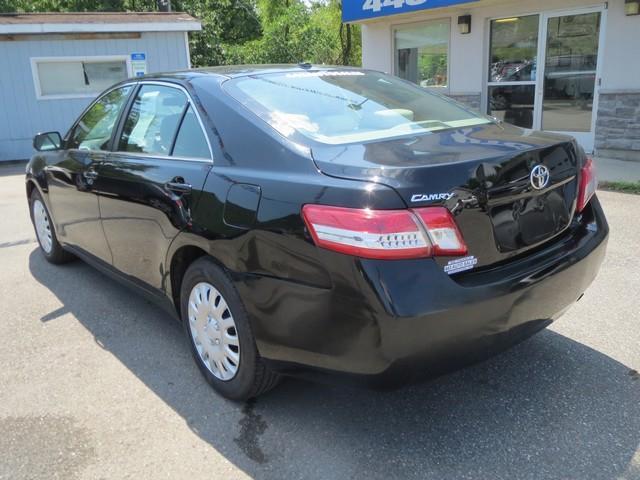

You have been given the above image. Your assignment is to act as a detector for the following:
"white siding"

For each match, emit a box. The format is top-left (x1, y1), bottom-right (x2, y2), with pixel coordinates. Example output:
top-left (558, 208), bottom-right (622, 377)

top-left (599, 1), bottom-right (640, 92)
top-left (360, 0), bottom-right (639, 96)
top-left (0, 31), bottom-right (190, 161)
top-left (362, 22), bottom-right (392, 74)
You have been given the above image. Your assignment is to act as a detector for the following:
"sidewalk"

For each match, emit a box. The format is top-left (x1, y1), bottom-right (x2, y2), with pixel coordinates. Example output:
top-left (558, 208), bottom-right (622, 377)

top-left (594, 156), bottom-right (640, 183)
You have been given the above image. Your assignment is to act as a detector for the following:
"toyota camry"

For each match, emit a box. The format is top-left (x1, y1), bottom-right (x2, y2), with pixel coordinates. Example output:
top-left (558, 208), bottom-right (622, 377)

top-left (26, 65), bottom-right (608, 400)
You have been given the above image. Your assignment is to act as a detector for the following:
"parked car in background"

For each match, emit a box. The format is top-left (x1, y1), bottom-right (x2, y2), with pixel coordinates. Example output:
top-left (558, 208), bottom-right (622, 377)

top-left (491, 60), bottom-right (536, 83)
top-left (26, 65), bottom-right (608, 400)
top-left (546, 54), bottom-right (597, 104)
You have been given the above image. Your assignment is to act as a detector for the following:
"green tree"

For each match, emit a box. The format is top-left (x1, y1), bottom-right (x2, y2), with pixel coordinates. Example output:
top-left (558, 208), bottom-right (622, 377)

top-left (307, 0), bottom-right (360, 66)
top-left (171, 0), bottom-right (261, 66)
top-left (225, 0), bottom-right (309, 64)
top-left (224, 0), bottom-right (360, 66)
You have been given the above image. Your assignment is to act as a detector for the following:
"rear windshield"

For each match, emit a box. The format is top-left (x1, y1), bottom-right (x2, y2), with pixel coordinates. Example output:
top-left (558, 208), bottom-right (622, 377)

top-left (224, 70), bottom-right (491, 145)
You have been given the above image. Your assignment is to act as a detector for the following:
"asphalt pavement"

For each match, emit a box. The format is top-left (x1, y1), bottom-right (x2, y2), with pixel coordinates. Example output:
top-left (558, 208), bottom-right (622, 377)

top-left (0, 162), bottom-right (638, 480)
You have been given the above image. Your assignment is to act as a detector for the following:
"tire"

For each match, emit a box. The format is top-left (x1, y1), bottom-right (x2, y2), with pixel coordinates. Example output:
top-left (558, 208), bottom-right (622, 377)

top-left (180, 257), bottom-right (280, 401)
top-left (29, 189), bottom-right (74, 264)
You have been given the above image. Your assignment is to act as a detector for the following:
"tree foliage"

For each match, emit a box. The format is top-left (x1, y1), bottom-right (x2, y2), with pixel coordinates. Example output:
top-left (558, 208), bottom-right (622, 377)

top-left (1, 0), bottom-right (360, 67)
top-left (224, 0), bottom-right (360, 66)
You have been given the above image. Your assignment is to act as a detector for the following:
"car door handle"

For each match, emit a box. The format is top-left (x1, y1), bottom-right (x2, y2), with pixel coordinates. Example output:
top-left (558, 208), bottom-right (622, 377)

top-left (165, 181), bottom-right (192, 195)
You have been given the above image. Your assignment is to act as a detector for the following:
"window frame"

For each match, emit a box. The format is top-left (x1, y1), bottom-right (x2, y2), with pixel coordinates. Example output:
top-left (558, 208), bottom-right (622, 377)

top-left (391, 17), bottom-right (452, 93)
top-left (486, 14), bottom-right (541, 89)
top-left (170, 104), bottom-right (212, 160)
top-left (30, 55), bottom-right (133, 100)
top-left (110, 80), bottom-right (214, 163)
top-left (64, 83), bottom-right (136, 152)
top-left (116, 84), bottom-right (189, 156)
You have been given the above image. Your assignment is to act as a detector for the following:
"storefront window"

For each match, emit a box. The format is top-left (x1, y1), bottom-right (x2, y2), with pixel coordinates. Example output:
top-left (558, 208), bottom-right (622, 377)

top-left (489, 15), bottom-right (539, 83)
top-left (394, 20), bottom-right (450, 89)
top-left (487, 15), bottom-right (539, 128)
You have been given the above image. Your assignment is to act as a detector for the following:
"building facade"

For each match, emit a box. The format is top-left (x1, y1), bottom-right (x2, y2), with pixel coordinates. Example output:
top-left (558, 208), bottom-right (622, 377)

top-left (0, 12), bottom-right (201, 161)
top-left (349, 0), bottom-right (640, 159)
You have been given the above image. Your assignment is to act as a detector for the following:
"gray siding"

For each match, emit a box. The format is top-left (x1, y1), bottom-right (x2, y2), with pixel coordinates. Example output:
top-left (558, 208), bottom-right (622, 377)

top-left (0, 31), bottom-right (190, 161)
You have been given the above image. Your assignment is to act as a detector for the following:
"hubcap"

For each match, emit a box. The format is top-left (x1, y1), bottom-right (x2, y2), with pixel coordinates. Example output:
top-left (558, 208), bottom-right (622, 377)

top-left (188, 282), bottom-right (240, 381)
top-left (33, 199), bottom-right (53, 254)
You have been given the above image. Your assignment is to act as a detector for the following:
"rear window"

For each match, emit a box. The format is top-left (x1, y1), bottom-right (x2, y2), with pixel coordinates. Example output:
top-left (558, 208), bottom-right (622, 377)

top-left (224, 70), bottom-right (491, 145)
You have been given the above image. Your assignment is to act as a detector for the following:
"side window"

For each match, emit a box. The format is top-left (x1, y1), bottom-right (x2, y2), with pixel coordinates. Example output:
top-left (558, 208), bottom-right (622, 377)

top-left (68, 86), bottom-right (132, 151)
top-left (172, 106), bottom-right (211, 159)
top-left (118, 85), bottom-right (187, 155)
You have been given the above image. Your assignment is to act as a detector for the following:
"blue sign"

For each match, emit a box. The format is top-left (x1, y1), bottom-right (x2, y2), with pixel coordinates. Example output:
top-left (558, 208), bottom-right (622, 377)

top-left (131, 53), bottom-right (146, 61)
top-left (343, 0), bottom-right (477, 22)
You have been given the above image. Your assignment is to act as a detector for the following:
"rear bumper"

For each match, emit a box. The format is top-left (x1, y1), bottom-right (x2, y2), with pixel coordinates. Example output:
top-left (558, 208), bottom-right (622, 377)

top-left (236, 197), bottom-right (608, 383)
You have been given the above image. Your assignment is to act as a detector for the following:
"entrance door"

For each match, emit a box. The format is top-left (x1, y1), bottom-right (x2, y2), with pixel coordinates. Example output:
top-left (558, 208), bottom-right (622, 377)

top-left (487, 8), bottom-right (604, 152)
top-left (537, 10), bottom-right (604, 151)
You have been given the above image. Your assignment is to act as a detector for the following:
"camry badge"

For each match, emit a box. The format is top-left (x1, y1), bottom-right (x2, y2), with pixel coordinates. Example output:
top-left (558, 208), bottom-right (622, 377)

top-left (530, 165), bottom-right (550, 190)
top-left (411, 193), bottom-right (455, 203)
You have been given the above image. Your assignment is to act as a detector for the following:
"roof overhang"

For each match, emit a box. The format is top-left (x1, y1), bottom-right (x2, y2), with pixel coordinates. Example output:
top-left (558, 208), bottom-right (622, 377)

top-left (0, 13), bottom-right (202, 35)
top-left (0, 22), bottom-right (202, 34)
top-left (342, 0), bottom-right (479, 23)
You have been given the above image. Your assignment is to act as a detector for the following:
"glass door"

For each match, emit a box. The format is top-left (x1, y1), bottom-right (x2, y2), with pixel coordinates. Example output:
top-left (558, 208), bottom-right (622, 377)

top-left (538, 10), bottom-right (603, 151)
top-left (487, 9), bottom-right (604, 152)
top-left (487, 15), bottom-right (540, 129)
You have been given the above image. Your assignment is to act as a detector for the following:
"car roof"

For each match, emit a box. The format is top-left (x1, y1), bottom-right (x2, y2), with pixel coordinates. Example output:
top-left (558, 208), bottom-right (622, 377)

top-left (138, 64), bottom-right (367, 82)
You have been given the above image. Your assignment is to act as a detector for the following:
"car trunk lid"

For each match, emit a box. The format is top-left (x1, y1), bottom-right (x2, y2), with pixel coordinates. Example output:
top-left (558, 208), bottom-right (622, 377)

top-left (311, 123), bottom-right (580, 269)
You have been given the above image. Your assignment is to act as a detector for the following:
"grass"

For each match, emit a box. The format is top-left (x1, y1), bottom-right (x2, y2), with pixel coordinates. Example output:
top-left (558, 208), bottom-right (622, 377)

top-left (598, 181), bottom-right (640, 195)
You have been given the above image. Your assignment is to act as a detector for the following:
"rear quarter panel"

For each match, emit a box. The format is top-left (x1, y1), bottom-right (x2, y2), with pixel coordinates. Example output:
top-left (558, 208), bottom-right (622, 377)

top-left (171, 78), bottom-right (405, 290)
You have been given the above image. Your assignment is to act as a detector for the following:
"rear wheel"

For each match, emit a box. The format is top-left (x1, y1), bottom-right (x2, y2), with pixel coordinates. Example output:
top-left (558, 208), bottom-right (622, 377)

top-left (29, 189), bottom-right (74, 264)
top-left (180, 257), bottom-right (280, 400)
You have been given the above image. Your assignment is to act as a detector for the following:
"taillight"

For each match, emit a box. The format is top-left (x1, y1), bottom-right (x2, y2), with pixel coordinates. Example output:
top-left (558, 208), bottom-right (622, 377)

top-left (413, 207), bottom-right (468, 256)
top-left (301, 204), bottom-right (467, 260)
top-left (577, 156), bottom-right (597, 213)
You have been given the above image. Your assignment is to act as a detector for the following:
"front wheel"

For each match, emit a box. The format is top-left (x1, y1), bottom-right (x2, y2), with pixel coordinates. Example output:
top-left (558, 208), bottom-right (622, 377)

top-left (180, 257), bottom-right (280, 400)
top-left (29, 189), bottom-right (74, 264)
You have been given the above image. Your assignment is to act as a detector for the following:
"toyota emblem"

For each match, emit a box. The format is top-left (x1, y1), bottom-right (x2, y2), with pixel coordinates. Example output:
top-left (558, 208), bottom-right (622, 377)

top-left (530, 165), bottom-right (550, 190)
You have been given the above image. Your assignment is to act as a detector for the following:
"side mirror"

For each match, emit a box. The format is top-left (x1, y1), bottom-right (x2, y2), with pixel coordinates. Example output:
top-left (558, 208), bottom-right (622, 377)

top-left (33, 132), bottom-right (63, 152)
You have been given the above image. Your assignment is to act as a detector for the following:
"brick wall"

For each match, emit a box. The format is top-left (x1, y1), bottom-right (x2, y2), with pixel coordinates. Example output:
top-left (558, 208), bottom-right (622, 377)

top-left (595, 91), bottom-right (640, 160)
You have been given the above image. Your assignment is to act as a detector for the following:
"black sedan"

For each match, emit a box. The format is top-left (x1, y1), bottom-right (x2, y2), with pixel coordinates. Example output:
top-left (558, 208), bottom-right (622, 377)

top-left (26, 65), bottom-right (608, 400)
